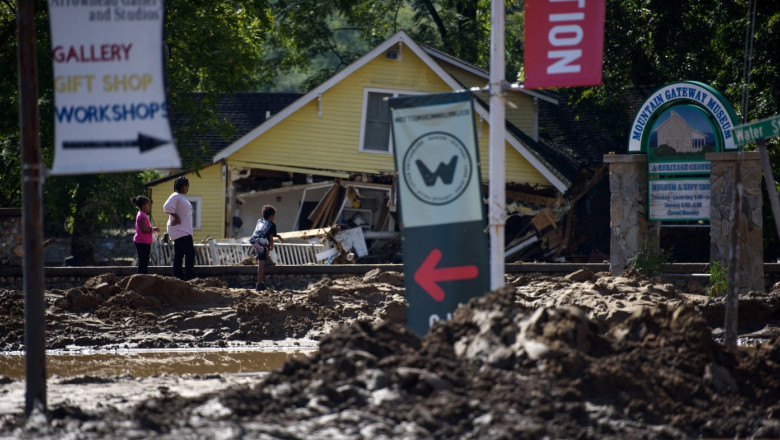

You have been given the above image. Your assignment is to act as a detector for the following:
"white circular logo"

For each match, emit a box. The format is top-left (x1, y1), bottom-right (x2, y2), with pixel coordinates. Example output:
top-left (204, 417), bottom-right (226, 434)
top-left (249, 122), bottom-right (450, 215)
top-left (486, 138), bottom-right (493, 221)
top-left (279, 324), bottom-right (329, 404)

top-left (402, 131), bottom-right (473, 205)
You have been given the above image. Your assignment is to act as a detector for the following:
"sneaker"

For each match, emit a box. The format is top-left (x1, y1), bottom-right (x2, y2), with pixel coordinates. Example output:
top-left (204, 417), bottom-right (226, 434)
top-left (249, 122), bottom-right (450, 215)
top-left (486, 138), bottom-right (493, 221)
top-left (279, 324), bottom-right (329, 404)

top-left (255, 282), bottom-right (267, 292)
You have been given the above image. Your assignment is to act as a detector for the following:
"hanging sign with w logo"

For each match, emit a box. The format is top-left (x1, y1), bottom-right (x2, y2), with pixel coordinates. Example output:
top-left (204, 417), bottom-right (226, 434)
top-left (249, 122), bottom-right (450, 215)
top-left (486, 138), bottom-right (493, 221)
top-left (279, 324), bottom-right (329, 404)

top-left (390, 92), bottom-right (490, 335)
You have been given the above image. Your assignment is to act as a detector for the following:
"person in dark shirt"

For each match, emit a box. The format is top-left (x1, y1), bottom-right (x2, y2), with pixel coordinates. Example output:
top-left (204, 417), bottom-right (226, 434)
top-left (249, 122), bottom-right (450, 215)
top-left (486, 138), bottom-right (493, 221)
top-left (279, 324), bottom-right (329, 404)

top-left (249, 204), bottom-right (284, 291)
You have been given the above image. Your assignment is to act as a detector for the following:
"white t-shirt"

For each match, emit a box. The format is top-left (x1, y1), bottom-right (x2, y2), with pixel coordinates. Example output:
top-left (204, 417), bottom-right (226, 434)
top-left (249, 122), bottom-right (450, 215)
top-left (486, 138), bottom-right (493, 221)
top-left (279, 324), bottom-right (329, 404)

top-left (163, 192), bottom-right (193, 240)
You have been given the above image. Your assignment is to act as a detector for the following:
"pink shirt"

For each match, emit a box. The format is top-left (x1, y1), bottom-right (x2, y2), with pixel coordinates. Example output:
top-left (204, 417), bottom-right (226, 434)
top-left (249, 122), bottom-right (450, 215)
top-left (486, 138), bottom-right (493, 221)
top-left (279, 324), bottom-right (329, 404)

top-left (133, 211), bottom-right (153, 244)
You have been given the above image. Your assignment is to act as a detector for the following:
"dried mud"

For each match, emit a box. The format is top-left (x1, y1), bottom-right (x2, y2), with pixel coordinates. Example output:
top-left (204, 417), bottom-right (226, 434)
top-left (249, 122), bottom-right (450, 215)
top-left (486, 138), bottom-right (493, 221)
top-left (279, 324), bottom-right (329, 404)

top-left (1, 268), bottom-right (780, 439)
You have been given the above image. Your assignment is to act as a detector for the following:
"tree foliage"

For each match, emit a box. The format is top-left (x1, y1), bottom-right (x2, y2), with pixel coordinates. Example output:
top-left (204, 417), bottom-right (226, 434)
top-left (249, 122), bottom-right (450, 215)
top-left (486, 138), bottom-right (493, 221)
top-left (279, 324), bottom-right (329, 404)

top-left (265, 0), bottom-right (525, 88)
top-left (564, 0), bottom-right (779, 142)
top-left (166, 0), bottom-right (273, 167)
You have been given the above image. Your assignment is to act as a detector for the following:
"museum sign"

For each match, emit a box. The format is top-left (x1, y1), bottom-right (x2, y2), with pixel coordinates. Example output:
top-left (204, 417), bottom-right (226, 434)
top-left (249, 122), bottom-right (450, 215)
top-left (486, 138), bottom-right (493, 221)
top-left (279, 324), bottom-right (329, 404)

top-left (627, 81), bottom-right (740, 222)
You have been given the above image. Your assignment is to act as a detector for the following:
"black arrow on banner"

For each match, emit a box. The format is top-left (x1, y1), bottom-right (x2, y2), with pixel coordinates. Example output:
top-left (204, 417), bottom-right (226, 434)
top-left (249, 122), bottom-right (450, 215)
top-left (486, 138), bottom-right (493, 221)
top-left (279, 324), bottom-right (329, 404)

top-left (63, 133), bottom-right (169, 152)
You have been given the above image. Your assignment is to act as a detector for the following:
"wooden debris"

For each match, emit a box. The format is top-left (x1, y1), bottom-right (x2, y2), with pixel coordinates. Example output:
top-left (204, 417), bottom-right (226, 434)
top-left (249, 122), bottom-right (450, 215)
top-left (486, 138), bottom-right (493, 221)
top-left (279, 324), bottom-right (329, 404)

top-left (506, 189), bottom-right (557, 208)
top-left (531, 209), bottom-right (558, 232)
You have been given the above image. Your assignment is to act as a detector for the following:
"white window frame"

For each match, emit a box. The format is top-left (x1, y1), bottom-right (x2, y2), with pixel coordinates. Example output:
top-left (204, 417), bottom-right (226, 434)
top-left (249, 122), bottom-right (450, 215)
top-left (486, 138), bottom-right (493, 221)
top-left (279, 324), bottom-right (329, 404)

top-left (358, 87), bottom-right (425, 154)
top-left (185, 195), bottom-right (202, 230)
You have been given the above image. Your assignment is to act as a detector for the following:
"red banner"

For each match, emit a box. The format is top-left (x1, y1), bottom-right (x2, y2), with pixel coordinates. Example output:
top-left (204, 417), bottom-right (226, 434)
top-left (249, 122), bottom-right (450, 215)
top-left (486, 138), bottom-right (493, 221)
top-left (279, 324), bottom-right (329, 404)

top-left (524, 0), bottom-right (605, 89)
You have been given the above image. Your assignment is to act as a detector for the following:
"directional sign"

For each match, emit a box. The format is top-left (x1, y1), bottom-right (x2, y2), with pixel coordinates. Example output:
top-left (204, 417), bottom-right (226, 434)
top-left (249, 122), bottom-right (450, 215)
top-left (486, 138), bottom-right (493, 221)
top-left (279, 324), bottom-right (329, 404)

top-left (414, 249), bottom-right (479, 301)
top-left (63, 133), bottom-right (169, 152)
top-left (390, 92), bottom-right (490, 335)
top-left (48, 1), bottom-right (180, 175)
top-left (732, 115), bottom-right (780, 146)
top-left (402, 222), bottom-right (489, 333)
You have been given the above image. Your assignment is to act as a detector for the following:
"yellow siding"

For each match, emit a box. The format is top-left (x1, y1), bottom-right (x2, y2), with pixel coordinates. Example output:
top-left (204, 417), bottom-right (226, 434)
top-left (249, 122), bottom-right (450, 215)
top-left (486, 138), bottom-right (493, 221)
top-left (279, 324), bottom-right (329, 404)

top-left (228, 47), bottom-right (550, 187)
top-left (505, 94), bottom-right (536, 135)
top-left (474, 118), bottom-right (548, 186)
top-left (148, 165), bottom-right (226, 241)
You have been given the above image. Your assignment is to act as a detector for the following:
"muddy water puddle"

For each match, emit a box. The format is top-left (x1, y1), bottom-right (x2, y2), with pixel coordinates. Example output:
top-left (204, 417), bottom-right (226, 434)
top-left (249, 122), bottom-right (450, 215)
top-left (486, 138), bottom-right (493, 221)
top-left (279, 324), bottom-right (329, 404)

top-left (0, 346), bottom-right (318, 380)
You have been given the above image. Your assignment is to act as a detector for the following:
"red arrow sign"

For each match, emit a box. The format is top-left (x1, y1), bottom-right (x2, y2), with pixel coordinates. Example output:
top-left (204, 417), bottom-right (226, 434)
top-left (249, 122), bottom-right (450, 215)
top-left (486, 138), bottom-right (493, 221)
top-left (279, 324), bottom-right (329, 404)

top-left (414, 248), bottom-right (479, 302)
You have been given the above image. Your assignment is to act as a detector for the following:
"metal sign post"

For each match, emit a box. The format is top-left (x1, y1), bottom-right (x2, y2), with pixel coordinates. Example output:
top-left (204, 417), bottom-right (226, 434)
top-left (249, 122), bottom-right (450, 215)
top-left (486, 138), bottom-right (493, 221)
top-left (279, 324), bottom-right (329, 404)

top-left (488, 0), bottom-right (506, 291)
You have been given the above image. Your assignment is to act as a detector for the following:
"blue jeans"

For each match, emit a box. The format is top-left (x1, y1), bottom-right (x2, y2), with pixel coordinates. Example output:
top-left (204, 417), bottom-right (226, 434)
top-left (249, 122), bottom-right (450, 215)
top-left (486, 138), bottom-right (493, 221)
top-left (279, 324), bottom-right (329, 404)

top-left (173, 235), bottom-right (195, 280)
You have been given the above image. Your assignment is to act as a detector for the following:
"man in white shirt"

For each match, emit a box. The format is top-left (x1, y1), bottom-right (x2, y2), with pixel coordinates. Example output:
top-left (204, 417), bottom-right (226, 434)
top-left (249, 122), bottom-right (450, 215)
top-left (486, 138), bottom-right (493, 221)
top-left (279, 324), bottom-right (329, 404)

top-left (163, 176), bottom-right (195, 280)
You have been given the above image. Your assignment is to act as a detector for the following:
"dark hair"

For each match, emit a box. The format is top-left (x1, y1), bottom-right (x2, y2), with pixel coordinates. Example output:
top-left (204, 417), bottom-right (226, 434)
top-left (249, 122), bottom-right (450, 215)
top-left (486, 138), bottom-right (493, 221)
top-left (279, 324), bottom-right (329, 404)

top-left (262, 205), bottom-right (276, 219)
top-left (174, 176), bottom-right (189, 192)
top-left (131, 195), bottom-right (151, 208)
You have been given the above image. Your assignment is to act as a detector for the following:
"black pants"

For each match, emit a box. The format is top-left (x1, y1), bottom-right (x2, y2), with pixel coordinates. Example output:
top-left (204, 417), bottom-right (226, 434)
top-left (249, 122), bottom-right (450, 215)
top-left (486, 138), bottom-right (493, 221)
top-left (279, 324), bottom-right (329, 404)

top-left (135, 242), bottom-right (151, 274)
top-left (173, 235), bottom-right (195, 280)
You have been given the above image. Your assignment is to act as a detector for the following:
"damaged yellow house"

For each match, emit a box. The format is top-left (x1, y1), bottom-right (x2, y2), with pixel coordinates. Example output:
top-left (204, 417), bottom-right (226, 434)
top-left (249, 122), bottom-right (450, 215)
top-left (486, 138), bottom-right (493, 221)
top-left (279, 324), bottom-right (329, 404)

top-left (147, 30), bottom-right (576, 243)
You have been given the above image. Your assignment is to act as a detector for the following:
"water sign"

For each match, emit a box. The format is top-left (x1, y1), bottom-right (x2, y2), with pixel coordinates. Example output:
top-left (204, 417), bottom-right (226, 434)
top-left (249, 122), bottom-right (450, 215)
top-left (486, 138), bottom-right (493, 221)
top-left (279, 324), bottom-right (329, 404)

top-left (732, 115), bottom-right (780, 145)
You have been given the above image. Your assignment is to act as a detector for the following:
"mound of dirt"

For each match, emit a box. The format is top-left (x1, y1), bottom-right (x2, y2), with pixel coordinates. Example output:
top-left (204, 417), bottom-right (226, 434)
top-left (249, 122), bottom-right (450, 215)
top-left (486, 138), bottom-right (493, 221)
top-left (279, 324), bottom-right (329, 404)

top-left (1, 269), bottom-right (780, 438)
top-left (0, 272), bottom-right (407, 351)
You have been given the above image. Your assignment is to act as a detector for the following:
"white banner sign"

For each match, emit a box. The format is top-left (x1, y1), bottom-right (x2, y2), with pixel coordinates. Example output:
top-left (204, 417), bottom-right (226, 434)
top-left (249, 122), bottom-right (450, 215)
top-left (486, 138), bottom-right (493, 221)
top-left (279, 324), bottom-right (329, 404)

top-left (390, 93), bottom-right (483, 229)
top-left (48, 0), bottom-right (180, 175)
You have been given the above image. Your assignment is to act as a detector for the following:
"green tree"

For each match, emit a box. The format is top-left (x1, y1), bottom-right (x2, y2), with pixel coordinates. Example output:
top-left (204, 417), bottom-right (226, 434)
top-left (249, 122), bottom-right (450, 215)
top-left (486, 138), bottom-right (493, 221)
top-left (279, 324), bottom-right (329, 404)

top-left (563, 0), bottom-right (779, 145)
top-left (265, 0), bottom-right (525, 88)
top-left (166, 0), bottom-right (274, 167)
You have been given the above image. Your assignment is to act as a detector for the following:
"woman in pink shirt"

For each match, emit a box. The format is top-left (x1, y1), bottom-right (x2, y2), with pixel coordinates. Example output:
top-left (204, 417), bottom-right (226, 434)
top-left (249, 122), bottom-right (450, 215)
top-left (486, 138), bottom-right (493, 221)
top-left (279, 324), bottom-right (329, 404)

top-left (131, 195), bottom-right (160, 274)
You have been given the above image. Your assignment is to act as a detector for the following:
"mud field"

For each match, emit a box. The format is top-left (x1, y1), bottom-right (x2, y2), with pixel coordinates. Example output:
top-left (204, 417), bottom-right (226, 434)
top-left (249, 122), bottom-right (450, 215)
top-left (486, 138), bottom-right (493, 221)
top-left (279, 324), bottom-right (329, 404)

top-left (1, 268), bottom-right (780, 439)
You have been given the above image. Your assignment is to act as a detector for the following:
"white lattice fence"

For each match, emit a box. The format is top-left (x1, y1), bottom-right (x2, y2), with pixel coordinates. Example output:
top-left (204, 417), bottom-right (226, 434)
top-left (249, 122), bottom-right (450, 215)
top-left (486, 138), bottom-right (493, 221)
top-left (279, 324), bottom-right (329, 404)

top-left (271, 243), bottom-right (324, 265)
top-left (150, 240), bottom-right (324, 266)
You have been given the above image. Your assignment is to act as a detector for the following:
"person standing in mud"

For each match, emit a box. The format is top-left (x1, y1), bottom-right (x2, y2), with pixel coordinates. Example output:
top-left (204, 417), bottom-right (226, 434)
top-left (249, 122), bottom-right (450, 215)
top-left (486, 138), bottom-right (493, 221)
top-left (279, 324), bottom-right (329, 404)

top-left (250, 204), bottom-right (284, 291)
top-left (163, 176), bottom-right (195, 281)
top-left (131, 195), bottom-right (160, 274)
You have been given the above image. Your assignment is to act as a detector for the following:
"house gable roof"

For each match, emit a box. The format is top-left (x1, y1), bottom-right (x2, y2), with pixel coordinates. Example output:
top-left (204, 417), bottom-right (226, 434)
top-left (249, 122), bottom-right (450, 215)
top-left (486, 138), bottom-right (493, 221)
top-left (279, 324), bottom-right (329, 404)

top-left (420, 44), bottom-right (558, 104)
top-left (212, 30), bottom-right (571, 192)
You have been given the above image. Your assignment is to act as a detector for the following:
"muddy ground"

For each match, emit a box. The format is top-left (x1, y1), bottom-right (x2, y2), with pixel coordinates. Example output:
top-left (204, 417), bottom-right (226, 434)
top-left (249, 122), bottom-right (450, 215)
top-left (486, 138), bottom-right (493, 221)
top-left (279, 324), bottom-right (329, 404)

top-left (1, 268), bottom-right (780, 439)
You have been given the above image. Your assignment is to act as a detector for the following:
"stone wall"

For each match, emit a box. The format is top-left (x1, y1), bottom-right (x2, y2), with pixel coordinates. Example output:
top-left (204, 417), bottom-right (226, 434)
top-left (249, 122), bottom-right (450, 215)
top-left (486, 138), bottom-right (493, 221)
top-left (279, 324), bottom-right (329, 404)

top-left (604, 154), bottom-right (657, 275)
top-left (604, 151), bottom-right (766, 292)
top-left (707, 151), bottom-right (764, 292)
top-left (0, 208), bottom-right (23, 267)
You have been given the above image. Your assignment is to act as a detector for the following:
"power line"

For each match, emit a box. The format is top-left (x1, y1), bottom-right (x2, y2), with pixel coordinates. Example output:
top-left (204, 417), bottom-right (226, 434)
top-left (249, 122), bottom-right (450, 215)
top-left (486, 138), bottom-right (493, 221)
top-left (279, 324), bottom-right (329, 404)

top-left (740, 0), bottom-right (757, 124)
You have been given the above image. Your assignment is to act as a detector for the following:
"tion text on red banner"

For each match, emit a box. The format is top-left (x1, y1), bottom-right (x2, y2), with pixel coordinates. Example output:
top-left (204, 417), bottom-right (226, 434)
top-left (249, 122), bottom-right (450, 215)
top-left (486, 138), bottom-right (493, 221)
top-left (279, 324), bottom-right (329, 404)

top-left (523, 0), bottom-right (605, 89)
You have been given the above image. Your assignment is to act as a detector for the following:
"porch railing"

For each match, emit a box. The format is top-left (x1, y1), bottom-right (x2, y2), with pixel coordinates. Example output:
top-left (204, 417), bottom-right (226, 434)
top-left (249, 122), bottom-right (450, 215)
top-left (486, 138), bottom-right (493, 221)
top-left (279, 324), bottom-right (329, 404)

top-left (150, 239), bottom-right (325, 266)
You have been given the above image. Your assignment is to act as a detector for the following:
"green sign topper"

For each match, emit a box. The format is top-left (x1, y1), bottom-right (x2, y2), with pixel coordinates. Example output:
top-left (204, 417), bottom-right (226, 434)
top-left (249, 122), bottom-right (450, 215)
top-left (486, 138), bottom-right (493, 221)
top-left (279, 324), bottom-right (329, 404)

top-left (628, 81), bottom-right (739, 223)
top-left (628, 81), bottom-right (739, 154)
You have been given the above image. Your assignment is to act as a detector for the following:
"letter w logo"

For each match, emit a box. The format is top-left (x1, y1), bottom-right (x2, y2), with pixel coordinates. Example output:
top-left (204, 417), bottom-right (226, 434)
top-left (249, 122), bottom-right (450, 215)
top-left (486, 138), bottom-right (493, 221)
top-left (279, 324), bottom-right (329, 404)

top-left (415, 156), bottom-right (458, 186)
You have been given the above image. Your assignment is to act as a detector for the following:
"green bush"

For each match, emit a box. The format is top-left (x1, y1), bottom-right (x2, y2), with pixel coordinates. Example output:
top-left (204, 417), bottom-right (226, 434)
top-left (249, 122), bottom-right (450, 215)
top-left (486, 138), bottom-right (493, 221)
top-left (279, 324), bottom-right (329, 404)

top-left (629, 241), bottom-right (672, 278)
top-left (706, 260), bottom-right (728, 297)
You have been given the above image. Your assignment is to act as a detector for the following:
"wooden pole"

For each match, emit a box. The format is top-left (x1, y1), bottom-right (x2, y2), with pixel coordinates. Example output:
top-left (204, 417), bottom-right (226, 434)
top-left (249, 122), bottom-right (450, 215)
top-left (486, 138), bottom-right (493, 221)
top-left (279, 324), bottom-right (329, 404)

top-left (16, 0), bottom-right (47, 416)
top-left (725, 151), bottom-right (743, 348)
